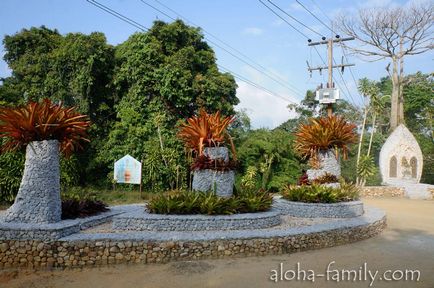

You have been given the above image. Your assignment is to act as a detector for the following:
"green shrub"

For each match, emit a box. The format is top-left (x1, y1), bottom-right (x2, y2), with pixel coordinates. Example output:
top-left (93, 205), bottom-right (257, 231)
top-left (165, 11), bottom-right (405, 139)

top-left (281, 181), bottom-right (360, 203)
top-left (0, 151), bottom-right (24, 203)
top-left (147, 189), bottom-right (273, 215)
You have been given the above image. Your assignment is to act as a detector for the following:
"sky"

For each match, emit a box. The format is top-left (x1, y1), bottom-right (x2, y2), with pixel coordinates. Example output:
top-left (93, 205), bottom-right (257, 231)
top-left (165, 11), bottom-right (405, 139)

top-left (0, 0), bottom-right (432, 128)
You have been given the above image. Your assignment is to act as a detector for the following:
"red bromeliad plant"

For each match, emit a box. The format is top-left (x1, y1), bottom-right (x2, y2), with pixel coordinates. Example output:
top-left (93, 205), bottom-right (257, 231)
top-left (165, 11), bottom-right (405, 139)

top-left (294, 115), bottom-right (357, 166)
top-left (178, 108), bottom-right (236, 159)
top-left (0, 99), bottom-right (90, 157)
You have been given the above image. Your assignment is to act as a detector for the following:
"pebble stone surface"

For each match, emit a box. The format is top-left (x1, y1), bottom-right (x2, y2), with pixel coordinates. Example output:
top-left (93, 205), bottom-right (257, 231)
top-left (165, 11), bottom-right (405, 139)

top-left (112, 208), bottom-right (281, 231)
top-left (307, 150), bottom-right (341, 180)
top-left (4, 140), bottom-right (61, 224)
top-left (0, 202), bottom-right (386, 269)
top-left (192, 147), bottom-right (235, 197)
top-left (274, 198), bottom-right (364, 218)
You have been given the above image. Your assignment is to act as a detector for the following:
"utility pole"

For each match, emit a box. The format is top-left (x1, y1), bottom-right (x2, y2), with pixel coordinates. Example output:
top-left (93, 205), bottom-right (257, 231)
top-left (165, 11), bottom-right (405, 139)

top-left (307, 36), bottom-right (355, 116)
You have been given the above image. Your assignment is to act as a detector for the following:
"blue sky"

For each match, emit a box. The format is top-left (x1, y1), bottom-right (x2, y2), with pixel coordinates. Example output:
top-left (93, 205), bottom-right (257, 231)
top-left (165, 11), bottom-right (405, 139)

top-left (0, 0), bottom-right (432, 128)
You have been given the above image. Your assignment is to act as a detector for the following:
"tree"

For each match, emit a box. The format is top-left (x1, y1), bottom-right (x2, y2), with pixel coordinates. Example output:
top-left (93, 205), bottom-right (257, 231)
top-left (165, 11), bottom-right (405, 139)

top-left (100, 20), bottom-right (238, 191)
top-left (280, 89), bottom-right (361, 132)
top-left (237, 129), bottom-right (301, 191)
top-left (2, 27), bottom-right (116, 185)
top-left (337, 2), bottom-right (433, 130)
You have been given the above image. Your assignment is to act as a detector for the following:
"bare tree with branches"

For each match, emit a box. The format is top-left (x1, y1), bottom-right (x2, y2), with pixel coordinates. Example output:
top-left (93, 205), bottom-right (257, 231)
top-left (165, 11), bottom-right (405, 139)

top-left (337, 1), bottom-right (433, 130)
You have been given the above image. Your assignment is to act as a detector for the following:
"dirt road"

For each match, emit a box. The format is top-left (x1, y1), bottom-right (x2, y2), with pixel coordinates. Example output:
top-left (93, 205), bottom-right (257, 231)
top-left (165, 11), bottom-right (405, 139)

top-left (1, 198), bottom-right (433, 288)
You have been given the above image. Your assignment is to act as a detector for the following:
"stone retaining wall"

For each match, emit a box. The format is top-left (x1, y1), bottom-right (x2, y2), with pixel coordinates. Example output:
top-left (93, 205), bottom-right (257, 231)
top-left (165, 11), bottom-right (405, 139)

top-left (0, 206), bottom-right (140, 241)
top-left (274, 199), bottom-right (364, 218)
top-left (361, 186), bottom-right (405, 198)
top-left (0, 217), bottom-right (386, 269)
top-left (112, 210), bottom-right (281, 231)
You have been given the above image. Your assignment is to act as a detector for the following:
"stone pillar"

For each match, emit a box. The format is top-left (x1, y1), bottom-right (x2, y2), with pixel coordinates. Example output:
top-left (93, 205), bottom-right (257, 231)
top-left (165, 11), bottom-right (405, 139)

top-left (192, 147), bottom-right (235, 197)
top-left (307, 149), bottom-right (341, 181)
top-left (4, 140), bottom-right (61, 223)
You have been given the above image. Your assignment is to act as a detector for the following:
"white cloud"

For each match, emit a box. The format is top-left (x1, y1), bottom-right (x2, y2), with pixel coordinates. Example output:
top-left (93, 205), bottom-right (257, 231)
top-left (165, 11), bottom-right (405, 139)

top-left (235, 81), bottom-right (298, 129)
top-left (242, 27), bottom-right (264, 36)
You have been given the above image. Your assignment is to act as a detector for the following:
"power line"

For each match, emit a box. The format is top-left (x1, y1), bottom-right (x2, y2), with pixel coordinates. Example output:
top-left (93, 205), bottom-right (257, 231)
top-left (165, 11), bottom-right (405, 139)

top-left (265, 0), bottom-right (324, 38)
top-left (218, 65), bottom-right (297, 104)
top-left (86, 0), bottom-right (148, 31)
top-left (295, 0), bottom-right (334, 34)
top-left (258, 0), bottom-right (310, 40)
top-left (305, 0), bottom-right (365, 106)
top-left (333, 57), bottom-right (359, 107)
top-left (151, 0), bottom-right (304, 96)
top-left (139, 0), bottom-right (304, 98)
top-left (85, 0), bottom-right (298, 105)
top-left (312, 46), bottom-right (358, 107)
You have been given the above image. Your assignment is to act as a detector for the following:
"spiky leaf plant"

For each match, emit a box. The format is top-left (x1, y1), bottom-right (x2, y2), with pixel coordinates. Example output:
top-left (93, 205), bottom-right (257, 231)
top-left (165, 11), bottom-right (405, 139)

top-left (0, 99), bottom-right (90, 157)
top-left (294, 115), bottom-right (357, 164)
top-left (178, 108), bottom-right (236, 157)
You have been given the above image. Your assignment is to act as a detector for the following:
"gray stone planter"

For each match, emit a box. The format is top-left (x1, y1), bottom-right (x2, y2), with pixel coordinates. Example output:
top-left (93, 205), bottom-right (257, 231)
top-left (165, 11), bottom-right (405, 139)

top-left (307, 149), bottom-right (341, 180)
top-left (112, 208), bottom-right (281, 231)
top-left (192, 147), bottom-right (235, 197)
top-left (274, 198), bottom-right (364, 218)
top-left (4, 140), bottom-right (61, 224)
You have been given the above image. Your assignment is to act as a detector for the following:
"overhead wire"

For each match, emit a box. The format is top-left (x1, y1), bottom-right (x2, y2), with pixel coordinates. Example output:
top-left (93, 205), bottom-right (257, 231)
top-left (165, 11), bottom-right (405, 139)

top-left (86, 0), bottom-right (148, 31)
top-left (139, 0), bottom-right (304, 98)
top-left (85, 0), bottom-right (297, 104)
top-left (152, 0), bottom-right (304, 96)
top-left (303, 0), bottom-right (365, 106)
top-left (265, 0), bottom-right (324, 37)
top-left (218, 65), bottom-right (298, 104)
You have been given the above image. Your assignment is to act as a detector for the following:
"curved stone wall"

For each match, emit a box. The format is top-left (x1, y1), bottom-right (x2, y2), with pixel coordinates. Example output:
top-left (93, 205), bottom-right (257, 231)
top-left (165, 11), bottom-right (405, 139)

top-left (0, 207), bottom-right (386, 269)
top-left (274, 198), bottom-right (364, 218)
top-left (112, 209), bottom-right (281, 231)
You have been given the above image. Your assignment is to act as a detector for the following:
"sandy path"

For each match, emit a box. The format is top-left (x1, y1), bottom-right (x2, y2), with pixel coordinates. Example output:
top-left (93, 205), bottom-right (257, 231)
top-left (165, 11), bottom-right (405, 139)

top-left (1, 198), bottom-right (433, 288)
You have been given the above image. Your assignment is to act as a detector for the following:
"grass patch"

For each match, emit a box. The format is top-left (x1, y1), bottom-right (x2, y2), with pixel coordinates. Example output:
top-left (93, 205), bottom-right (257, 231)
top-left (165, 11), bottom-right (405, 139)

top-left (61, 186), bottom-right (155, 205)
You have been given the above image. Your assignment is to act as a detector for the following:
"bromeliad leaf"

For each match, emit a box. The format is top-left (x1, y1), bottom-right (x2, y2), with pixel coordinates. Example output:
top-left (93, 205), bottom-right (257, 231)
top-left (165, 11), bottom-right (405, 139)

top-left (0, 98), bottom-right (91, 157)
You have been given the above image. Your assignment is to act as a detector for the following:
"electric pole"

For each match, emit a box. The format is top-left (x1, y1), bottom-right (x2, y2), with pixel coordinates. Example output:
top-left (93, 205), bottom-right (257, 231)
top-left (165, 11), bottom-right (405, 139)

top-left (307, 36), bottom-right (355, 116)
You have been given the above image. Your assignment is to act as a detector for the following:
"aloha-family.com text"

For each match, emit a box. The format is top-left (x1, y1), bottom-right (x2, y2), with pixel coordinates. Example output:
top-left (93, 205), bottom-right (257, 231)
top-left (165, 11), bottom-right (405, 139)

top-left (269, 261), bottom-right (420, 287)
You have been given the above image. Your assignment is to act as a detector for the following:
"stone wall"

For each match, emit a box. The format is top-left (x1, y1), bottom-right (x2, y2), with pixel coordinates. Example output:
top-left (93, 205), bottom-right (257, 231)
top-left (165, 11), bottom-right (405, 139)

top-left (361, 186), bottom-right (405, 198)
top-left (112, 210), bottom-right (281, 231)
top-left (0, 218), bottom-right (386, 269)
top-left (274, 199), bottom-right (364, 218)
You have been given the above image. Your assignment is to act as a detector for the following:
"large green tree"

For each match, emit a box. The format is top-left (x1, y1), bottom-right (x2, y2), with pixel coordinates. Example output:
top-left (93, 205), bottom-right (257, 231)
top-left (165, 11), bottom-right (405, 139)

top-left (99, 20), bottom-right (238, 191)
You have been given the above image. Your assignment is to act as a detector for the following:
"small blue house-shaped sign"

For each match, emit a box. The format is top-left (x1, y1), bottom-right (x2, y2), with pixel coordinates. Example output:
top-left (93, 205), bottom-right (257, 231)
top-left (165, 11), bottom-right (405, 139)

top-left (114, 155), bottom-right (142, 184)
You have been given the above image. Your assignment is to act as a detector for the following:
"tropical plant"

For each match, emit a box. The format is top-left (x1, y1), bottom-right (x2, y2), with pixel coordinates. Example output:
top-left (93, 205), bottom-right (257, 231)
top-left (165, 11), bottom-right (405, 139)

top-left (0, 99), bottom-right (90, 156)
top-left (178, 108), bottom-right (236, 157)
top-left (281, 180), bottom-right (360, 203)
top-left (147, 188), bottom-right (272, 215)
top-left (356, 155), bottom-right (377, 186)
top-left (312, 172), bottom-right (339, 184)
top-left (294, 115), bottom-right (357, 165)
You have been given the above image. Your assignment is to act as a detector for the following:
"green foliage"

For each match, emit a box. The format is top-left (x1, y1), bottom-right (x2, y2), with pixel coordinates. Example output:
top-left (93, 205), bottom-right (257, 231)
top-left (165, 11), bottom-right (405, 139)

top-left (147, 188), bottom-right (272, 215)
top-left (281, 181), bottom-right (360, 203)
top-left (357, 155), bottom-right (377, 182)
top-left (0, 151), bottom-right (24, 203)
top-left (237, 128), bottom-right (300, 191)
top-left (99, 20), bottom-right (238, 190)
